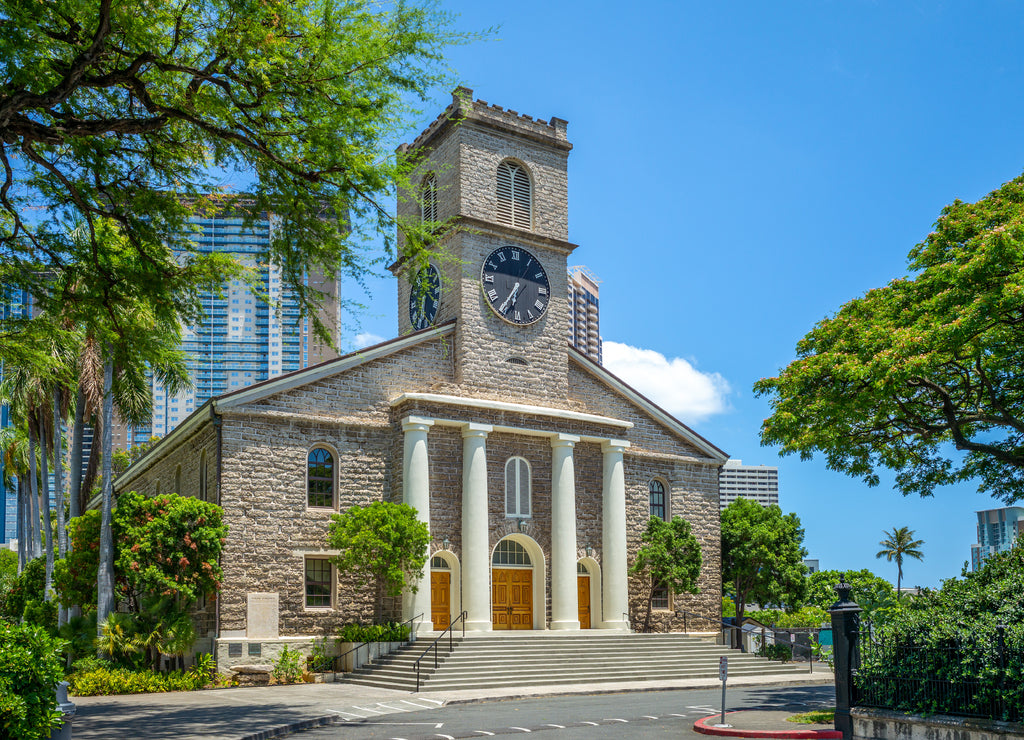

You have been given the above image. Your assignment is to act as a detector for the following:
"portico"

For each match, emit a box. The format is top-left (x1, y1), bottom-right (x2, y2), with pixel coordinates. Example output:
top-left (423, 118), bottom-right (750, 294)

top-left (395, 393), bottom-right (633, 633)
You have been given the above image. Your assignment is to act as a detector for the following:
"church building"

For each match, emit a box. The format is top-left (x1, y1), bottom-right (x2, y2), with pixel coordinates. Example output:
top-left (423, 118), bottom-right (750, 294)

top-left (114, 89), bottom-right (728, 669)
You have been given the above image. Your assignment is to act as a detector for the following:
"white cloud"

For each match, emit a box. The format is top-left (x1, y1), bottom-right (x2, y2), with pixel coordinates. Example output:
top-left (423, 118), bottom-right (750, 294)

top-left (602, 341), bottom-right (731, 423)
top-left (353, 332), bottom-right (386, 349)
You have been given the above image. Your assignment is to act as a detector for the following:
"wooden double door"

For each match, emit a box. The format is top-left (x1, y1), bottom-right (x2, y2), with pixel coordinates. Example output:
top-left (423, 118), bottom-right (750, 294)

top-left (492, 568), bottom-right (533, 630)
top-left (431, 571), bottom-right (451, 629)
top-left (578, 575), bottom-right (591, 629)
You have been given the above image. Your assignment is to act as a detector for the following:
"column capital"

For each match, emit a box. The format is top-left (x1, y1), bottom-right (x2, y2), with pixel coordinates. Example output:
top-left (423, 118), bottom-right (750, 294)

top-left (402, 416), bottom-right (434, 433)
top-left (601, 439), bottom-right (630, 454)
top-left (461, 422), bottom-right (493, 439)
top-left (550, 433), bottom-right (580, 449)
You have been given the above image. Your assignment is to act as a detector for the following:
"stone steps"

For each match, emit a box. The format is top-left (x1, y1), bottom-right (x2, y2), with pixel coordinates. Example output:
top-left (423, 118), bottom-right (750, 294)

top-left (341, 632), bottom-right (813, 692)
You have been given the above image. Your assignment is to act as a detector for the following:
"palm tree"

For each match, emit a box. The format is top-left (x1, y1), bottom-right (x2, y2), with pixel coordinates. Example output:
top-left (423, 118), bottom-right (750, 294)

top-left (876, 526), bottom-right (925, 598)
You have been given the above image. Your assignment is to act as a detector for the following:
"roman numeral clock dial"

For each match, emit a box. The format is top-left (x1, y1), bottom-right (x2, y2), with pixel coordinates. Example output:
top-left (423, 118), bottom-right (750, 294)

top-left (480, 246), bottom-right (550, 325)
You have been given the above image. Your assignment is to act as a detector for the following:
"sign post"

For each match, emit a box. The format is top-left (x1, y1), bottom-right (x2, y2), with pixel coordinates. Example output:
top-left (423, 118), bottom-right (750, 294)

top-left (716, 655), bottom-right (730, 727)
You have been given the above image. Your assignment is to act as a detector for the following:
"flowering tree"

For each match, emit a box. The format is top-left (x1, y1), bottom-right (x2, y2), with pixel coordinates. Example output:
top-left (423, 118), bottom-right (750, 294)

top-left (756, 175), bottom-right (1024, 503)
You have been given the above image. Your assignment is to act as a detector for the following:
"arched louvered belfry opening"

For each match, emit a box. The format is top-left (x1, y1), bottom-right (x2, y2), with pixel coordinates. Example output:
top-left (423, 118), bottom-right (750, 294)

top-left (421, 173), bottom-right (438, 222)
top-left (496, 160), bottom-right (531, 229)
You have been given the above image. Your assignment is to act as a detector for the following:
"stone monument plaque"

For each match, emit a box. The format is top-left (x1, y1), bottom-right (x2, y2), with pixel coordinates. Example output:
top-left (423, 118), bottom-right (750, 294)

top-left (246, 592), bottom-right (279, 639)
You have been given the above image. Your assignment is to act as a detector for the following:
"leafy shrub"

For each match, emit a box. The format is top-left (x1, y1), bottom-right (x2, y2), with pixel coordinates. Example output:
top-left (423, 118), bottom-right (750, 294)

top-left (1, 556), bottom-right (46, 623)
top-left (59, 613), bottom-right (99, 667)
top-left (189, 653), bottom-right (216, 683)
top-left (336, 622), bottom-right (411, 644)
top-left (22, 597), bottom-right (58, 633)
top-left (0, 621), bottom-right (68, 739)
top-left (271, 646), bottom-right (303, 684)
top-left (748, 606), bottom-right (828, 629)
top-left (70, 656), bottom-right (113, 675)
top-left (67, 667), bottom-right (206, 696)
top-left (308, 638), bottom-right (332, 673)
top-left (756, 641), bottom-right (793, 662)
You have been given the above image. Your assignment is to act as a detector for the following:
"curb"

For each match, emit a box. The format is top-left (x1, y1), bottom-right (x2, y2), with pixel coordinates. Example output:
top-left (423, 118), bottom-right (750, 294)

top-left (694, 711), bottom-right (842, 739)
top-left (239, 714), bottom-right (347, 740)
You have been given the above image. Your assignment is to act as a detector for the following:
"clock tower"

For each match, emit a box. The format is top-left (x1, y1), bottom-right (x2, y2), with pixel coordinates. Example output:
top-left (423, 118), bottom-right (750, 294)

top-left (396, 88), bottom-right (576, 403)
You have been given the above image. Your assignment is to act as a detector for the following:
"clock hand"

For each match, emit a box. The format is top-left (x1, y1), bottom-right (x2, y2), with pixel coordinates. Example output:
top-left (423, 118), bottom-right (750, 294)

top-left (499, 282), bottom-right (521, 313)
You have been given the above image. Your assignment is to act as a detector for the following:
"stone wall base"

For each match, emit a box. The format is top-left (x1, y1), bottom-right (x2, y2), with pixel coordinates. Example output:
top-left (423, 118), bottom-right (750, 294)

top-left (852, 707), bottom-right (1024, 740)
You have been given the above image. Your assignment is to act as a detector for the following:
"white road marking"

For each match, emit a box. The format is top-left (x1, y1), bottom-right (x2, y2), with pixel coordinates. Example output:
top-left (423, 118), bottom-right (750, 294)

top-left (689, 706), bottom-right (718, 712)
top-left (473, 732), bottom-right (495, 736)
top-left (604, 718), bottom-right (628, 723)
top-left (509, 727), bottom-right (532, 733)
top-left (328, 710), bottom-right (366, 719)
top-left (581, 721), bottom-right (599, 726)
top-left (401, 699), bottom-right (437, 709)
top-left (353, 705), bottom-right (387, 714)
top-left (376, 703), bottom-right (409, 712)
top-left (542, 724), bottom-right (565, 729)
top-left (431, 735), bottom-right (454, 740)
top-left (668, 713), bottom-right (689, 717)
top-left (643, 715), bottom-right (659, 719)
top-left (417, 697), bottom-right (445, 705)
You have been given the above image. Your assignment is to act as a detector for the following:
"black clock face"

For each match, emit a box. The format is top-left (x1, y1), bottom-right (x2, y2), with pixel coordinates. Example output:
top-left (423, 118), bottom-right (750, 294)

top-left (408, 263), bottom-right (441, 331)
top-left (480, 246), bottom-right (550, 325)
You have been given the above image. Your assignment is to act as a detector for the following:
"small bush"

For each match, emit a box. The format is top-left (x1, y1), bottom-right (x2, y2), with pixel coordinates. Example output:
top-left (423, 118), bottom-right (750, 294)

top-left (757, 642), bottom-right (793, 662)
top-left (336, 622), bottom-right (411, 644)
top-left (0, 621), bottom-right (68, 739)
top-left (271, 646), bottom-right (303, 684)
top-left (308, 638), bottom-right (332, 673)
top-left (67, 667), bottom-right (206, 696)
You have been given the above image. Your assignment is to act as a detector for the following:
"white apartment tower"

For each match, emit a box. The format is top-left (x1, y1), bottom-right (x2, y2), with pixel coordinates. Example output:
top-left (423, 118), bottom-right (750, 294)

top-left (719, 459), bottom-right (779, 510)
top-left (568, 266), bottom-right (601, 363)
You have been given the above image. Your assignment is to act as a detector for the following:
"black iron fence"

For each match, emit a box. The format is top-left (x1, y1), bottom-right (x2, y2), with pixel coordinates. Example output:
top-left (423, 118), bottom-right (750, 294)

top-left (853, 622), bottom-right (1023, 723)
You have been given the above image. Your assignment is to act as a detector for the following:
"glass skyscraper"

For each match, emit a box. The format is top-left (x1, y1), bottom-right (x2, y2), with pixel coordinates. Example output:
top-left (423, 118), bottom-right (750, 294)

top-left (1, 285), bottom-right (32, 543)
top-left (132, 209), bottom-right (340, 443)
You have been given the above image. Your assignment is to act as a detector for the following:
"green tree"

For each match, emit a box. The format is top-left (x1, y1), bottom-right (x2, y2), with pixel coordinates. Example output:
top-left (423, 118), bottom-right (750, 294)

top-left (804, 568), bottom-right (898, 617)
top-left (327, 502), bottom-right (429, 621)
top-left (876, 526), bottom-right (925, 598)
top-left (721, 498), bottom-right (807, 639)
top-left (0, 0), bottom-right (470, 344)
top-left (755, 176), bottom-right (1024, 504)
top-left (0, 622), bottom-right (67, 740)
top-left (0, 549), bottom-right (16, 593)
top-left (629, 516), bottom-right (702, 633)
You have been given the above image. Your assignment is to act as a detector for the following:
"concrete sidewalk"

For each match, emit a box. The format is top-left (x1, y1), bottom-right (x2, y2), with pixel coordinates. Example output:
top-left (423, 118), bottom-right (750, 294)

top-left (69, 667), bottom-right (834, 740)
top-left (694, 710), bottom-right (841, 738)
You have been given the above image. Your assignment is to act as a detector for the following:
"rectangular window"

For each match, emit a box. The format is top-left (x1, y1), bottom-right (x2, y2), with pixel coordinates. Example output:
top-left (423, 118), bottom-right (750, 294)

top-left (651, 584), bottom-right (670, 610)
top-left (305, 558), bottom-right (333, 608)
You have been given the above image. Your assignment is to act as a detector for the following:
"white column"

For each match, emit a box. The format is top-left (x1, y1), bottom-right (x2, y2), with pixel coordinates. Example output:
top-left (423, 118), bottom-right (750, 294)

top-left (550, 434), bottom-right (581, 630)
top-left (462, 423), bottom-right (493, 631)
top-left (402, 416), bottom-right (434, 633)
top-left (601, 439), bottom-right (630, 630)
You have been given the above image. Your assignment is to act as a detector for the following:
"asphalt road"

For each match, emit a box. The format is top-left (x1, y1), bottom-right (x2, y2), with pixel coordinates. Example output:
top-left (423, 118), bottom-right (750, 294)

top-left (284, 684), bottom-right (835, 739)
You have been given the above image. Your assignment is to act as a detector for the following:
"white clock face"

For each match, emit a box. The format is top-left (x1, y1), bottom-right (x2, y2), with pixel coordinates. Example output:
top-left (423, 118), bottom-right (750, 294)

top-left (480, 246), bottom-right (550, 325)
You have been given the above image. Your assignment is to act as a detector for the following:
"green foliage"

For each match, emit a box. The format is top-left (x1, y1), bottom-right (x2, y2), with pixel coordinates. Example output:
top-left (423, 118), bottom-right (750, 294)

top-left (67, 666), bottom-right (208, 696)
top-left (630, 516), bottom-right (702, 632)
top-left (336, 622), bottom-right (412, 644)
top-left (857, 545), bottom-right (1024, 719)
top-left (0, 555), bottom-right (46, 623)
top-left (805, 569), bottom-right (898, 617)
top-left (328, 502), bottom-right (429, 616)
top-left (271, 646), bottom-right (304, 684)
top-left (0, 0), bottom-right (474, 352)
top-left (70, 656), bottom-right (113, 675)
top-left (0, 549), bottom-right (16, 593)
top-left (755, 640), bottom-right (793, 662)
top-left (21, 598), bottom-right (57, 633)
top-left (308, 638), bottom-right (331, 673)
top-left (189, 654), bottom-right (217, 684)
top-left (722, 596), bottom-right (736, 618)
top-left (721, 498), bottom-right (807, 627)
top-left (755, 175), bottom-right (1024, 504)
top-left (0, 621), bottom-right (68, 739)
top-left (114, 491), bottom-right (226, 604)
top-left (748, 606), bottom-right (829, 629)
top-left (53, 510), bottom-right (102, 610)
top-left (787, 709), bottom-right (835, 725)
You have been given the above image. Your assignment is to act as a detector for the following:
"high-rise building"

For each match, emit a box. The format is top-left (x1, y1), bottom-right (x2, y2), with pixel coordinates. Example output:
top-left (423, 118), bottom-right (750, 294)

top-left (1, 285), bottom-right (32, 543)
top-left (132, 206), bottom-right (341, 443)
top-left (568, 266), bottom-right (601, 364)
top-left (971, 506), bottom-right (1024, 571)
top-left (719, 459), bottom-right (779, 510)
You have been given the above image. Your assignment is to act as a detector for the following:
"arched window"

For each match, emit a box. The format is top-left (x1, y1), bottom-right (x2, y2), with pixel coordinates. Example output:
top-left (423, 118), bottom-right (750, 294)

top-left (505, 457), bottom-right (531, 518)
top-left (421, 173), bottom-right (438, 222)
top-left (307, 447), bottom-right (334, 508)
top-left (496, 160), bottom-right (531, 229)
top-left (649, 479), bottom-right (666, 520)
top-left (431, 555), bottom-right (450, 569)
top-left (493, 539), bottom-right (531, 566)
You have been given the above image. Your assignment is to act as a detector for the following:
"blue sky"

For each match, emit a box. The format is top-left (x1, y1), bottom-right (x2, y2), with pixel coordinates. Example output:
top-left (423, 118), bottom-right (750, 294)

top-left (345, 0), bottom-right (1024, 588)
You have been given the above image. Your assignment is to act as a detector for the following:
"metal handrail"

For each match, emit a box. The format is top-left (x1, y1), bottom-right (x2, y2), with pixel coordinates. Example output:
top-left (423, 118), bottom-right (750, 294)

top-left (331, 613), bottom-right (422, 680)
top-left (413, 611), bottom-right (467, 692)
